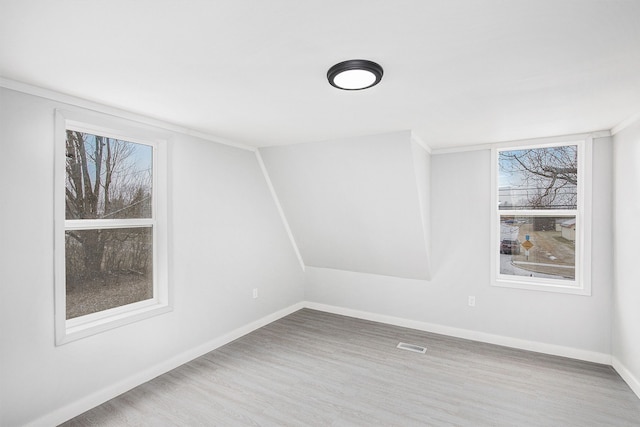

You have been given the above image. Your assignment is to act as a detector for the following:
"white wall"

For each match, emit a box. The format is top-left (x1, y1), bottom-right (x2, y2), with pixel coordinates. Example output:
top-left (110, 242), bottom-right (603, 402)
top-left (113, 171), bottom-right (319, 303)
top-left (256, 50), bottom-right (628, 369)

top-left (0, 84), bottom-right (627, 424)
top-left (306, 138), bottom-right (614, 360)
top-left (0, 87), bottom-right (305, 426)
top-left (260, 131), bottom-right (430, 280)
top-left (612, 119), bottom-right (640, 395)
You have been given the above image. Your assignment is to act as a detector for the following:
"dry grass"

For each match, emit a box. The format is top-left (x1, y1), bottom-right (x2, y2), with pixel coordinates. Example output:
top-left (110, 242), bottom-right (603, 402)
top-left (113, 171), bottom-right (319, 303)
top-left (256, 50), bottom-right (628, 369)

top-left (66, 273), bottom-right (153, 319)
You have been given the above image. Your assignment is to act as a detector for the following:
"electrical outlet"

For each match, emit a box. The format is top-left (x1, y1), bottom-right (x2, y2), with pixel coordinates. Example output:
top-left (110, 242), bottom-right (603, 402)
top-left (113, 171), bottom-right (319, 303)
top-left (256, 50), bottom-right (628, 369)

top-left (468, 296), bottom-right (476, 307)
top-left (252, 288), bottom-right (258, 299)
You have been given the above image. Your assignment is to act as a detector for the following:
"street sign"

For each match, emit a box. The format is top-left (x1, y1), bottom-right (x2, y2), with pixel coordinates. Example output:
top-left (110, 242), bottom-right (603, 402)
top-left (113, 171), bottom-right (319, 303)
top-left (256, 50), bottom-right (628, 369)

top-left (521, 240), bottom-right (534, 250)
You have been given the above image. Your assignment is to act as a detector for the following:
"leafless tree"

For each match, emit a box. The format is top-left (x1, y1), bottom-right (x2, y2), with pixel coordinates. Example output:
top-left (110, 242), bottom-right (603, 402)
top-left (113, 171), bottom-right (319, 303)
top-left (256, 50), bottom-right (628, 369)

top-left (65, 131), bottom-right (152, 281)
top-left (499, 146), bottom-right (577, 209)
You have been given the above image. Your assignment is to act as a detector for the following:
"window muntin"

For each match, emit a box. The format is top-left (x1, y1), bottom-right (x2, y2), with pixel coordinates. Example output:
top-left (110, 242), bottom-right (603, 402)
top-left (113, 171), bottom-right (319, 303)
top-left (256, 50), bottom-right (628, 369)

top-left (492, 139), bottom-right (590, 295)
top-left (55, 110), bottom-right (170, 344)
top-left (64, 130), bottom-right (154, 320)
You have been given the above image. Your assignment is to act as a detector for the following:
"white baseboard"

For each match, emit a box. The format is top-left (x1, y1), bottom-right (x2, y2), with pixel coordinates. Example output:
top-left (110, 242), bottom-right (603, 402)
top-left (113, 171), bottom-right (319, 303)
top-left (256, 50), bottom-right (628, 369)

top-left (25, 300), bottom-right (629, 426)
top-left (26, 302), bottom-right (306, 427)
top-left (304, 302), bottom-right (612, 365)
top-left (612, 357), bottom-right (640, 400)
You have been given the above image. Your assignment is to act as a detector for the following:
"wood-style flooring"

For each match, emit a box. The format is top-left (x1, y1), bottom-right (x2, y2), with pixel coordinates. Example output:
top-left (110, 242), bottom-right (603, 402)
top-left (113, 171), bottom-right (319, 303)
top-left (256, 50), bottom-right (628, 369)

top-left (61, 309), bottom-right (640, 426)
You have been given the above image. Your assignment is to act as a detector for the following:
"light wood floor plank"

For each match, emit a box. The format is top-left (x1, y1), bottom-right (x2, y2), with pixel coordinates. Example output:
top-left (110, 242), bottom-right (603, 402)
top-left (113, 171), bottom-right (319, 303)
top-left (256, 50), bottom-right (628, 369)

top-left (61, 309), bottom-right (640, 426)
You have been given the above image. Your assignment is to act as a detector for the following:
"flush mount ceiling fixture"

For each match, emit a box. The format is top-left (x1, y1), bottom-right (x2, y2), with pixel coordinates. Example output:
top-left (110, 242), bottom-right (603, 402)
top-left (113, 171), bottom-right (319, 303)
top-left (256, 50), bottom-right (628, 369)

top-left (327, 59), bottom-right (383, 90)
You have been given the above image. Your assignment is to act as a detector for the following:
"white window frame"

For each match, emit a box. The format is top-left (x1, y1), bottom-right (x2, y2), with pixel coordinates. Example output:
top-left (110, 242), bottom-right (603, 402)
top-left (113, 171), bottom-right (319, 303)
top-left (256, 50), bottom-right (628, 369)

top-left (54, 109), bottom-right (171, 345)
top-left (490, 137), bottom-right (592, 295)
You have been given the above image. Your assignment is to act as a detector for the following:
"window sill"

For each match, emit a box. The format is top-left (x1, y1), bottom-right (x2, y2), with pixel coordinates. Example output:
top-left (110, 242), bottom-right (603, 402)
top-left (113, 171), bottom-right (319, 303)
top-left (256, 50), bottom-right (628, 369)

top-left (56, 300), bottom-right (172, 345)
top-left (493, 277), bottom-right (591, 296)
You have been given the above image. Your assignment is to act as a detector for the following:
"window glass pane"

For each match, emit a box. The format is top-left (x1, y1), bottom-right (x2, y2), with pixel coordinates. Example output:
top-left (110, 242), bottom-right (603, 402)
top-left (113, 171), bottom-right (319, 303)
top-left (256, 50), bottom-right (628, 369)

top-left (65, 130), bottom-right (153, 219)
top-left (498, 146), bottom-right (577, 210)
top-left (65, 227), bottom-right (153, 319)
top-left (499, 215), bottom-right (575, 281)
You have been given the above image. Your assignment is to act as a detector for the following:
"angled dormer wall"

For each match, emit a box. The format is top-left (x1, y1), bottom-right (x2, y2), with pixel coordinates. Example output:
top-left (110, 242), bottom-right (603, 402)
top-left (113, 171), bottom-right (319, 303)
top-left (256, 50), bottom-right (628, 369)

top-left (295, 136), bottom-right (614, 365)
top-left (259, 131), bottom-right (431, 280)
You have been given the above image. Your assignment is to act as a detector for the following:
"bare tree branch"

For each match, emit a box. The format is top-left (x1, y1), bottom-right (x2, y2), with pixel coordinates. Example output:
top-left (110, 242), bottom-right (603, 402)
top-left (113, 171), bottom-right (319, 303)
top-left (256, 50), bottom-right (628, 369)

top-left (499, 146), bottom-right (577, 209)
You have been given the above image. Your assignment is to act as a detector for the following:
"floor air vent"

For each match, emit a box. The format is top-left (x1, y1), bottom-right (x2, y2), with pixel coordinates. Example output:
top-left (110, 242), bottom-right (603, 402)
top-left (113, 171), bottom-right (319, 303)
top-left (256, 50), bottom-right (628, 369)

top-left (397, 342), bottom-right (427, 354)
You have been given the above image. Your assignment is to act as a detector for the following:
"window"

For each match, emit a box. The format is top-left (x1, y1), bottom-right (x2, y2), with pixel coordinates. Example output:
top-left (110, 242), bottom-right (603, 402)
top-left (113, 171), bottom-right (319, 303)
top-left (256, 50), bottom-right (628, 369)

top-left (491, 139), bottom-right (592, 295)
top-left (55, 110), bottom-right (170, 344)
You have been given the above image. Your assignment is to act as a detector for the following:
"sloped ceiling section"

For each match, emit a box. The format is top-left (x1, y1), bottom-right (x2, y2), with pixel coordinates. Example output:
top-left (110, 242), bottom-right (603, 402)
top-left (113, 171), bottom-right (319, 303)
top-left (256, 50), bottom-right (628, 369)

top-left (260, 131), bottom-right (431, 280)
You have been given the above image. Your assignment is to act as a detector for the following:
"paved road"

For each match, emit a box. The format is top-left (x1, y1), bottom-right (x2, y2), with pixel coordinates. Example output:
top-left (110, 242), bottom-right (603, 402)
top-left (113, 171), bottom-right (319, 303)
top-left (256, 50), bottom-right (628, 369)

top-left (499, 254), bottom-right (562, 279)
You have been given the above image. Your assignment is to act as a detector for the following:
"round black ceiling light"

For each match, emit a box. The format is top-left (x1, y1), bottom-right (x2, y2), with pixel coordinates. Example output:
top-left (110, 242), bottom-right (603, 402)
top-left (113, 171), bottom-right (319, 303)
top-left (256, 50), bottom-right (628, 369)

top-left (327, 59), bottom-right (384, 90)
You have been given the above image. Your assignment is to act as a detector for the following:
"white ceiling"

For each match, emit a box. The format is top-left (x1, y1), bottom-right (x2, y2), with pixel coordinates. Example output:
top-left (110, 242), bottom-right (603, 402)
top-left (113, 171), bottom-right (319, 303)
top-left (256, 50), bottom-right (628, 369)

top-left (1, 0), bottom-right (639, 149)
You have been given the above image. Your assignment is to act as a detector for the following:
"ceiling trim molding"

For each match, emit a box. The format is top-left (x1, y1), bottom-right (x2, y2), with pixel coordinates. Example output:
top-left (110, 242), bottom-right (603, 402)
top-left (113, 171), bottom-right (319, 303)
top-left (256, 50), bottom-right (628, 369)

top-left (431, 130), bottom-right (611, 155)
top-left (410, 132), bottom-right (432, 154)
top-left (611, 111), bottom-right (640, 136)
top-left (0, 77), bottom-right (256, 152)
